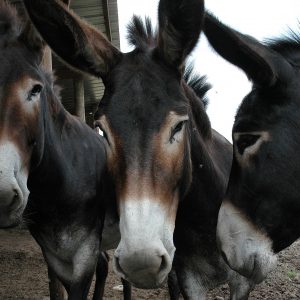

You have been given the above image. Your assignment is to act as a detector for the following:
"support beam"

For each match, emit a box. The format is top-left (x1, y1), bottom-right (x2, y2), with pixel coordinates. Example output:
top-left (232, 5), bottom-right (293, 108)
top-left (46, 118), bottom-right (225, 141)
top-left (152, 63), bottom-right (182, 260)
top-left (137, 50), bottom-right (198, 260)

top-left (102, 0), bottom-right (112, 41)
top-left (74, 78), bottom-right (86, 123)
top-left (41, 47), bottom-right (52, 72)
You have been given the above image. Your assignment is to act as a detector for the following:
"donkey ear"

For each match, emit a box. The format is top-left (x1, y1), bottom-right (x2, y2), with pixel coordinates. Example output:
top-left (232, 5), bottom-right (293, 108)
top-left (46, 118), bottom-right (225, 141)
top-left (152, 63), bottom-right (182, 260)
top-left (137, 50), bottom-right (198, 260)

top-left (157, 0), bottom-right (204, 70)
top-left (19, 20), bottom-right (45, 54)
top-left (204, 13), bottom-right (292, 87)
top-left (23, 0), bottom-right (122, 78)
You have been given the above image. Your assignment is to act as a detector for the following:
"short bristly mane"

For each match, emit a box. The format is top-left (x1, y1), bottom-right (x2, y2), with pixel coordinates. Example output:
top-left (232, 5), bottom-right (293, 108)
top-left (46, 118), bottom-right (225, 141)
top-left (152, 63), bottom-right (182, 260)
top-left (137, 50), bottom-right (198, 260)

top-left (183, 64), bottom-right (211, 109)
top-left (265, 26), bottom-right (300, 65)
top-left (127, 15), bottom-right (157, 50)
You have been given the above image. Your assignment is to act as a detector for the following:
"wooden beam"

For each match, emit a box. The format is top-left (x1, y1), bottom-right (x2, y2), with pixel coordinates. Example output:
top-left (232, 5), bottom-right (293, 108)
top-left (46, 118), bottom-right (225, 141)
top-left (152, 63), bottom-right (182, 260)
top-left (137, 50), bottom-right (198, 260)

top-left (102, 0), bottom-right (112, 41)
top-left (74, 77), bottom-right (86, 122)
top-left (41, 46), bottom-right (52, 72)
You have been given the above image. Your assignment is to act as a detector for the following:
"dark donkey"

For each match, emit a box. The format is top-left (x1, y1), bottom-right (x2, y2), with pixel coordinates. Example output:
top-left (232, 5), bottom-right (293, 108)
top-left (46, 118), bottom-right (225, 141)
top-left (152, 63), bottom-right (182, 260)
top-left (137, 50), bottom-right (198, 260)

top-left (24, 0), bottom-right (255, 298)
top-left (204, 14), bottom-right (300, 283)
top-left (0, 2), bottom-right (107, 299)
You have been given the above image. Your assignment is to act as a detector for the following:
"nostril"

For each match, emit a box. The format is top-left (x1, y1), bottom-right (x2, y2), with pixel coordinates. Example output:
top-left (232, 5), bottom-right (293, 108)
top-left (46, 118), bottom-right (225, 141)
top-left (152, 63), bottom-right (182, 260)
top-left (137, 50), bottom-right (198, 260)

top-left (13, 189), bottom-right (19, 199)
top-left (159, 254), bottom-right (167, 272)
top-left (9, 189), bottom-right (21, 209)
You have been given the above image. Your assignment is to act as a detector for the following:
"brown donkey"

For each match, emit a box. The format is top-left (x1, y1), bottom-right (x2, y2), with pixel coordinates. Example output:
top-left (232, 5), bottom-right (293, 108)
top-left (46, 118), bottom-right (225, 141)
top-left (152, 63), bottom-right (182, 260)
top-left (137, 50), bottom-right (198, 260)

top-left (0, 2), bottom-right (107, 299)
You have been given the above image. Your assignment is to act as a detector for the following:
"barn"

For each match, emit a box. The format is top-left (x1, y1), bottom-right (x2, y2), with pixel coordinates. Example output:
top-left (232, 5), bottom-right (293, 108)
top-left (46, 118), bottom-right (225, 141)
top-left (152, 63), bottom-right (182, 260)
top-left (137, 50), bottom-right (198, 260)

top-left (9, 0), bottom-right (120, 126)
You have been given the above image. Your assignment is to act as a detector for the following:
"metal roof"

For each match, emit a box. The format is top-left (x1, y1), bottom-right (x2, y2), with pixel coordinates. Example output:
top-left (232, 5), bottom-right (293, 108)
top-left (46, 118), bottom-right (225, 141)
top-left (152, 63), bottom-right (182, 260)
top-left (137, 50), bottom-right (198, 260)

top-left (54, 0), bottom-right (120, 125)
top-left (9, 0), bottom-right (120, 125)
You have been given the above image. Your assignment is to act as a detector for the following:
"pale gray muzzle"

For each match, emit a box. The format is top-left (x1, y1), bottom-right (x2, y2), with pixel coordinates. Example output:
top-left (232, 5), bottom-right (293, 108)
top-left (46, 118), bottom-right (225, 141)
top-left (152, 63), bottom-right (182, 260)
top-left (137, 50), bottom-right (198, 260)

top-left (216, 200), bottom-right (277, 283)
top-left (0, 142), bottom-right (29, 227)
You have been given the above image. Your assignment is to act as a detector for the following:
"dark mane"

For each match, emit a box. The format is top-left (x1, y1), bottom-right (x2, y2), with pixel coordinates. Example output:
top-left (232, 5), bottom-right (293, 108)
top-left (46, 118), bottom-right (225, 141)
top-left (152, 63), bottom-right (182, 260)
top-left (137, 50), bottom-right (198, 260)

top-left (184, 64), bottom-right (211, 109)
top-left (126, 15), bottom-right (157, 50)
top-left (0, 1), bottom-right (22, 43)
top-left (265, 26), bottom-right (300, 64)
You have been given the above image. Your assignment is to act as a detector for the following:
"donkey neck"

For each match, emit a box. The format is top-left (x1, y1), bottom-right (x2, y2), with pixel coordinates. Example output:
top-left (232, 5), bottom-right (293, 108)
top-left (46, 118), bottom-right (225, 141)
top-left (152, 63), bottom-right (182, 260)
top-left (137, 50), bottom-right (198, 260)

top-left (191, 129), bottom-right (231, 201)
top-left (27, 95), bottom-right (105, 215)
top-left (176, 111), bottom-right (232, 237)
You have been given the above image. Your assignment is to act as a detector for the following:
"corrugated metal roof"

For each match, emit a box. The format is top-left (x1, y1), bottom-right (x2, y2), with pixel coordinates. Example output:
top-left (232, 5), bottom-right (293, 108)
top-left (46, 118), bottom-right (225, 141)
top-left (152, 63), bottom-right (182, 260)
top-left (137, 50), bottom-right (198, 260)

top-left (54, 0), bottom-right (120, 125)
top-left (8, 0), bottom-right (120, 126)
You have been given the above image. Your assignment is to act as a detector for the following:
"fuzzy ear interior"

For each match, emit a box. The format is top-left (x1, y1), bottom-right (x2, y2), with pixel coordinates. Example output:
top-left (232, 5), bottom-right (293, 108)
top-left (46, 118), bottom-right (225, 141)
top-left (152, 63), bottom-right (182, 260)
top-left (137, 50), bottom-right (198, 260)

top-left (19, 19), bottom-right (45, 53)
top-left (23, 0), bottom-right (122, 78)
top-left (204, 12), bottom-right (293, 87)
top-left (156, 0), bottom-right (204, 71)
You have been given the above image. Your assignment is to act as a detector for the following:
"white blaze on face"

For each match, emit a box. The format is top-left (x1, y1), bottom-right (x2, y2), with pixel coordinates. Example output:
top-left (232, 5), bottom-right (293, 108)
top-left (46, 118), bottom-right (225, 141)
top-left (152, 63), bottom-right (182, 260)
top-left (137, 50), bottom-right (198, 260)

top-left (113, 197), bottom-right (177, 288)
top-left (100, 111), bottom-right (189, 288)
top-left (118, 198), bottom-right (176, 254)
top-left (217, 200), bottom-right (277, 283)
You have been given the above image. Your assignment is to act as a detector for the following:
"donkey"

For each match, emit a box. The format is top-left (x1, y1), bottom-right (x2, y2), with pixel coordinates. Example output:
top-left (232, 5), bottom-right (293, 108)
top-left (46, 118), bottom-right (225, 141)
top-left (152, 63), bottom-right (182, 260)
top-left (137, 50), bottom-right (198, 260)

top-left (0, 2), bottom-right (107, 299)
top-left (24, 0), bottom-right (255, 298)
top-left (204, 13), bottom-right (300, 284)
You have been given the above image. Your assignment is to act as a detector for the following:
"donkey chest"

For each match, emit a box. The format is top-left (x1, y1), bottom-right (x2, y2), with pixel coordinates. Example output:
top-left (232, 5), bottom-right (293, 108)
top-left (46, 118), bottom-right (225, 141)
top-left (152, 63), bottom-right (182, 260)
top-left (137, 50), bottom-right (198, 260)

top-left (33, 226), bottom-right (99, 283)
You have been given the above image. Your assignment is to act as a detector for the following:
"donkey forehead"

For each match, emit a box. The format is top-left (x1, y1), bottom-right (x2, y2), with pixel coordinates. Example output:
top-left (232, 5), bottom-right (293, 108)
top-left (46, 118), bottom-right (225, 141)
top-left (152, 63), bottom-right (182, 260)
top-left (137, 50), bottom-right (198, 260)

top-left (101, 52), bottom-right (187, 122)
top-left (112, 51), bottom-right (181, 93)
top-left (0, 46), bottom-right (42, 85)
top-left (103, 92), bottom-right (187, 134)
top-left (234, 91), bottom-right (282, 132)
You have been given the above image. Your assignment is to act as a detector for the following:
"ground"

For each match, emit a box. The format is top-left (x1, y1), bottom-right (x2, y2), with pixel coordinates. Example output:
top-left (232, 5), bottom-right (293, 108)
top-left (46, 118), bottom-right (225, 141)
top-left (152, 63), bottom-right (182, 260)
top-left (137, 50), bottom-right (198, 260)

top-left (0, 229), bottom-right (299, 300)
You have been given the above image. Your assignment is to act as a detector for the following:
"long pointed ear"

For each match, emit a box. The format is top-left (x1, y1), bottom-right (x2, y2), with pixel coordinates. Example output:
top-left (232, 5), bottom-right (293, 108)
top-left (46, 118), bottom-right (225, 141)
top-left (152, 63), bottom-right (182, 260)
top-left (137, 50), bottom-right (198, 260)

top-left (23, 0), bottom-right (122, 78)
top-left (157, 0), bottom-right (204, 70)
top-left (204, 12), bottom-right (293, 87)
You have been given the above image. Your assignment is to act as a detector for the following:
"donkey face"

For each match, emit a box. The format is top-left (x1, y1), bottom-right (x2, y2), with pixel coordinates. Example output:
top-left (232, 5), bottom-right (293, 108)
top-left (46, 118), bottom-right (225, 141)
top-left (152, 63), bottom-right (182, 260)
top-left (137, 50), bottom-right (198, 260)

top-left (24, 0), bottom-right (204, 288)
top-left (0, 3), bottom-right (48, 227)
top-left (204, 13), bottom-right (300, 283)
top-left (95, 52), bottom-right (192, 287)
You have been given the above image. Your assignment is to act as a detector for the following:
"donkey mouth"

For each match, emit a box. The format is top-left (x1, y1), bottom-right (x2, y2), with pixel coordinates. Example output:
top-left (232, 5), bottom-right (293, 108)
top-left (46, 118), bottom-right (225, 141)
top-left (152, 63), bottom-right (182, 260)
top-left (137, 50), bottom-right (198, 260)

top-left (113, 252), bottom-right (170, 289)
top-left (0, 203), bottom-right (26, 228)
top-left (0, 214), bottom-right (22, 228)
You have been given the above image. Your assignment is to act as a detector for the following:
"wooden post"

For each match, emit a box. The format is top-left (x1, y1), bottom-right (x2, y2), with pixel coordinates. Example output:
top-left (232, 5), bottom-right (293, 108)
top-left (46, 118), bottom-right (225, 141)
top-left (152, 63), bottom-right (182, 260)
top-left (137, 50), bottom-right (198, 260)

top-left (41, 46), bottom-right (52, 72)
top-left (74, 77), bottom-right (86, 122)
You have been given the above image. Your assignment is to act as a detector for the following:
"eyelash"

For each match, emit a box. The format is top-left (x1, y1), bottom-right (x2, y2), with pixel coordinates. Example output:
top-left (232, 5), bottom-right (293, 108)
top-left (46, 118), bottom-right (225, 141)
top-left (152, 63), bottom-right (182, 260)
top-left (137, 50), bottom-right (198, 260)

top-left (27, 84), bottom-right (43, 101)
top-left (170, 121), bottom-right (186, 143)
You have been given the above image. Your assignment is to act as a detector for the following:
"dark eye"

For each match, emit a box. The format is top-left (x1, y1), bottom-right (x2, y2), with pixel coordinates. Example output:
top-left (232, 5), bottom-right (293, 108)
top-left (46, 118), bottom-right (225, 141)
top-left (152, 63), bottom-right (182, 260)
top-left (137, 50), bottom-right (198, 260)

top-left (28, 84), bottom-right (43, 100)
top-left (236, 134), bottom-right (260, 155)
top-left (170, 121), bottom-right (186, 143)
top-left (173, 121), bottom-right (186, 135)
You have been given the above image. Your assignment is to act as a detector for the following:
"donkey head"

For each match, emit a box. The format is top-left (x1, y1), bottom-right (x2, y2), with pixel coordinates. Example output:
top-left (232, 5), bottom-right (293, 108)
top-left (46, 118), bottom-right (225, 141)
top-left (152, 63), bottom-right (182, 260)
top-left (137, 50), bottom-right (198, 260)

top-left (204, 13), bottom-right (300, 283)
top-left (0, 2), bottom-right (53, 227)
top-left (24, 0), bottom-right (205, 288)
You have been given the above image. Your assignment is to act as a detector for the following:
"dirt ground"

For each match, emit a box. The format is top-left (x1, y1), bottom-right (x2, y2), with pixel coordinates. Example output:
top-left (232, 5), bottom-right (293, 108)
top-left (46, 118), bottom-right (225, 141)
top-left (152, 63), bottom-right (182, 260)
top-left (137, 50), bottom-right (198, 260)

top-left (0, 229), bottom-right (299, 300)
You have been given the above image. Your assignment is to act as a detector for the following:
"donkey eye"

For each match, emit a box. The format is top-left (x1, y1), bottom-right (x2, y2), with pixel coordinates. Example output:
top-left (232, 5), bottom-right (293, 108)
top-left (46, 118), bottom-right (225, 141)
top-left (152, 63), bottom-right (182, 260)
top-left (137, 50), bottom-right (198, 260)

top-left (170, 120), bottom-right (186, 143)
top-left (173, 121), bottom-right (185, 135)
top-left (236, 134), bottom-right (260, 155)
top-left (28, 84), bottom-right (43, 101)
